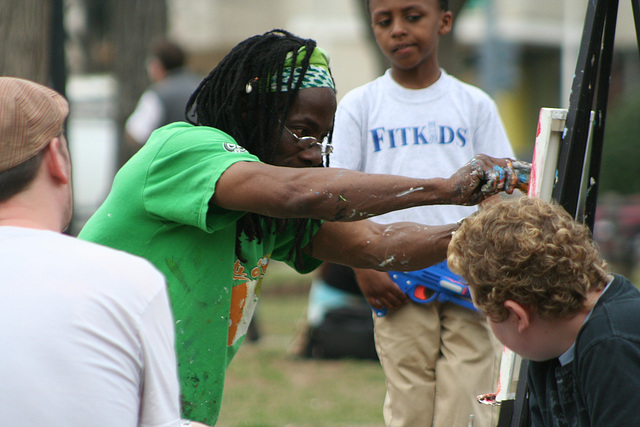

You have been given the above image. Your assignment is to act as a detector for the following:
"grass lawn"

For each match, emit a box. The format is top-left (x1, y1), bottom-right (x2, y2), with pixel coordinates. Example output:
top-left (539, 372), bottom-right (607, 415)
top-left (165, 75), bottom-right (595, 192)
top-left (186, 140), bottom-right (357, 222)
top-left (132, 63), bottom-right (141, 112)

top-left (216, 262), bottom-right (387, 427)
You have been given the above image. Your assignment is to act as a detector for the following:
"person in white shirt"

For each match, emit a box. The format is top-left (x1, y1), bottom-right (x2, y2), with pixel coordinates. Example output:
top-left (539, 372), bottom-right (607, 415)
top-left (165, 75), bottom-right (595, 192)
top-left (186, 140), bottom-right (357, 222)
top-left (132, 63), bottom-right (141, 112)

top-left (125, 38), bottom-right (201, 147)
top-left (0, 77), bottom-right (207, 427)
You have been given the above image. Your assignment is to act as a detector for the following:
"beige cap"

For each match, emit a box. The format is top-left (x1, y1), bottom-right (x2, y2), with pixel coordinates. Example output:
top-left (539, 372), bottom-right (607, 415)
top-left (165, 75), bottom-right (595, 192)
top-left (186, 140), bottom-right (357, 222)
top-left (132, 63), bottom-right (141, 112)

top-left (0, 77), bottom-right (69, 172)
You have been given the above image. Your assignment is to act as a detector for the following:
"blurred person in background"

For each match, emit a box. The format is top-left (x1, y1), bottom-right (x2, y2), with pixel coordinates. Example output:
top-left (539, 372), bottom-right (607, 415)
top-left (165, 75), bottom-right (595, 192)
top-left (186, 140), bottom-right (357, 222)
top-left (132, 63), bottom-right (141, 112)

top-left (125, 38), bottom-right (201, 148)
top-left (290, 262), bottom-right (378, 360)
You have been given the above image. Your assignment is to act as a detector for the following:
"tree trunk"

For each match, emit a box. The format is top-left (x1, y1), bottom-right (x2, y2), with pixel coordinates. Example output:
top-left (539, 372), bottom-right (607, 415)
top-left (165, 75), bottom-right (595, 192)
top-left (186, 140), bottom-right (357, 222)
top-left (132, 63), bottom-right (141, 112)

top-left (0, 0), bottom-right (53, 84)
top-left (102, 0), bottom-right (168, 165)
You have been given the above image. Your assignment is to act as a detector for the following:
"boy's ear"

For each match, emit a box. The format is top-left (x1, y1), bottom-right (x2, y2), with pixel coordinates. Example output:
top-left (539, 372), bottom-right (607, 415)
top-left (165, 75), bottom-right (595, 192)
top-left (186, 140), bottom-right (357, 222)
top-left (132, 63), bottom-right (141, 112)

top-left (504, 300), bottom-right (531, 333)
top-left (439, 11), bottom-right (453, 35)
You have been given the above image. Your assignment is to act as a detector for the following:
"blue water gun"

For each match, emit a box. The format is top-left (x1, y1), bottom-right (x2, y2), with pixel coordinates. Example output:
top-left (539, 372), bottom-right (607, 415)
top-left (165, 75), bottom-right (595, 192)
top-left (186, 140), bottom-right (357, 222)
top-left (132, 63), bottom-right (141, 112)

top-left (374, 261), bottom-right (476, 316)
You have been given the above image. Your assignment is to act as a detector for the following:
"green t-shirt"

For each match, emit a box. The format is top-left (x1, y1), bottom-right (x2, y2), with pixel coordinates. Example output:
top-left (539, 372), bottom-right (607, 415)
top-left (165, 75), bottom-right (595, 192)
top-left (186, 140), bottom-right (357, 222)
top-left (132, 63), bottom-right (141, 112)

top-left (79, 122), bottom-right (322, 424)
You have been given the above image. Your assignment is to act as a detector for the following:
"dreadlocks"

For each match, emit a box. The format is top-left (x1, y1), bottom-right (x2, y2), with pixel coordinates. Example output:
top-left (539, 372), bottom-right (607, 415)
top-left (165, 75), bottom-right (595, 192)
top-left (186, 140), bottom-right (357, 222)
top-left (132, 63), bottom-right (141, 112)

top-left (185, 29), bottom-right (324, 269)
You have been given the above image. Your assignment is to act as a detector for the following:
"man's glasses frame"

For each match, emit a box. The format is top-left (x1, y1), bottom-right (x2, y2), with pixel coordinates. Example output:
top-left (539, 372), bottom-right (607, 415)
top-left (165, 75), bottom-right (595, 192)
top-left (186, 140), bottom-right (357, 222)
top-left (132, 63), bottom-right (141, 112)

top-left (283, 125), bottom-right (333, 156)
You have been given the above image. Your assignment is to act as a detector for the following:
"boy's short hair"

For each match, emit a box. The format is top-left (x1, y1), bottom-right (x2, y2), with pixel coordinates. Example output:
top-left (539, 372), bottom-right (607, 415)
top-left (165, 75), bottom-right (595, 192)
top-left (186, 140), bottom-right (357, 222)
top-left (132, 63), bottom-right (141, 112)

top-left (366, 0), bottom-right (449, 11)
top-left (448, 197), bottom-right (608, 322)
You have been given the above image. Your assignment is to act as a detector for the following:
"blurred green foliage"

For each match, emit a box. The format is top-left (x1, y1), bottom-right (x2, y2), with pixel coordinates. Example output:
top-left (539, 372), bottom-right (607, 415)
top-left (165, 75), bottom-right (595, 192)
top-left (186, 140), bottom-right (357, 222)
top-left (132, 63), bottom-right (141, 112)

top-left (601, 86), bottom-right (640, 195)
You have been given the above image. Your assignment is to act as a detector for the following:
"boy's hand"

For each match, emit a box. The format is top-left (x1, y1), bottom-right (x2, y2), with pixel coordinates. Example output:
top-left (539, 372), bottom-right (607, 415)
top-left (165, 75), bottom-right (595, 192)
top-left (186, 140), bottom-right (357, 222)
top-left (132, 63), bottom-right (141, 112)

top-left (447, 155), bottom-right (531, 206)
top-left (354, 268), bottom-right (409, 311)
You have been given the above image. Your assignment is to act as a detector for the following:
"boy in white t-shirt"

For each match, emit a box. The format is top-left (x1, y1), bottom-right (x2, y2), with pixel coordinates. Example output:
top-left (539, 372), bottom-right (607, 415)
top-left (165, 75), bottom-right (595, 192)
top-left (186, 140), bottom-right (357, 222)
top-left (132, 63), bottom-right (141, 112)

top-left (330, 1), bottom-right (516, 425)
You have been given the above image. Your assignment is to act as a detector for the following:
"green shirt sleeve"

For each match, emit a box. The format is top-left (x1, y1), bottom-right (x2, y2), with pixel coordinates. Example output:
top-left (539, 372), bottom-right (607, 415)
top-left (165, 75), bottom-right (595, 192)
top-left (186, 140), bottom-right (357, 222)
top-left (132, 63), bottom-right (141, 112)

top-left (142, 124), bottom-right (259, 232)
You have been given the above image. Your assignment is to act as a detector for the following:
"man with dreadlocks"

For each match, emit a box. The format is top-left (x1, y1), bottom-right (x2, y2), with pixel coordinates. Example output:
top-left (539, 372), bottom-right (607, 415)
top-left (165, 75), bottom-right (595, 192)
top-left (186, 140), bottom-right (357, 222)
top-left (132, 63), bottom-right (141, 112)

top-left (79, 29), bottom-right (528, 425)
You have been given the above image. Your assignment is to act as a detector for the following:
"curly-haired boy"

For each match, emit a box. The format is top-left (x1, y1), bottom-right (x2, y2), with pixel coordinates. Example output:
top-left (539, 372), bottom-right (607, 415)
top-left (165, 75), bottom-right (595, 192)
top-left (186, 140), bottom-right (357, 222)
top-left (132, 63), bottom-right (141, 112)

top-left (449, 196), bottom-right (640, 426)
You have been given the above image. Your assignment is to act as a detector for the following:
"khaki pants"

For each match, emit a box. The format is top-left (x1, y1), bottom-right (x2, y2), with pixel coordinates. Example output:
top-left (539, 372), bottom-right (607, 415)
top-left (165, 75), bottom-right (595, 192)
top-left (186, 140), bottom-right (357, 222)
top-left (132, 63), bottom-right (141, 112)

top-left (374, 301), bottom-right (500, 427)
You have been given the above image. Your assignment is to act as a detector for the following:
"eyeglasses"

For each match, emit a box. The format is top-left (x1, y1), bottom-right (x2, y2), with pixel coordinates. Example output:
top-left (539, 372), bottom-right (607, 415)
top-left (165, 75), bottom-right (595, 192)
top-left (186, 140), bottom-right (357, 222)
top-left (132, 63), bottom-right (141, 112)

top-left (283, 125), bottom-right (333, 156)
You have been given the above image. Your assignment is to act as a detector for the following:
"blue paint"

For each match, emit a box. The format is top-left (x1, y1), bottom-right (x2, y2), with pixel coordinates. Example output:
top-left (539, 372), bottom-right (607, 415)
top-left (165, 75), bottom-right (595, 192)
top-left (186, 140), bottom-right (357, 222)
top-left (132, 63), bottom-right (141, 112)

top-left (492, 165), bottom-right (505, 181)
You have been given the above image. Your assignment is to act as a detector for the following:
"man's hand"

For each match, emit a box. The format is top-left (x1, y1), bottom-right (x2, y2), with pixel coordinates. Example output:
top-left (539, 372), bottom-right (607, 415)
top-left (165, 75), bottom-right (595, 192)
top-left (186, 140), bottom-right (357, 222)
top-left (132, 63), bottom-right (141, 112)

top-left (447, 155), bottom-right (531, 206)
top-left (354, 268), bottom-right (409, 312)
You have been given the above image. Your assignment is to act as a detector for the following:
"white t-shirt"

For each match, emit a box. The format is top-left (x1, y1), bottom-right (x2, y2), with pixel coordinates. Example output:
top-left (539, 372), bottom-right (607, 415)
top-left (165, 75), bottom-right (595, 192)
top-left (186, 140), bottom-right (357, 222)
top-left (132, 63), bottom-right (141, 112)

top-left (0, 227), bottom-right (180, 427)
top-left (331, 69), bottom-right (515, 226)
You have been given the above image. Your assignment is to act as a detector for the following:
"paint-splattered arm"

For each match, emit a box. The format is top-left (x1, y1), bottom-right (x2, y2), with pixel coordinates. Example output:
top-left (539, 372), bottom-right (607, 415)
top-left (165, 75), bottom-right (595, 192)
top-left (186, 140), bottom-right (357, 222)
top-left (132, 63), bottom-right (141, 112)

top-left (211, 155), bottom-right (529, 221)
top-left (309, 219), bottom-right (456, 272)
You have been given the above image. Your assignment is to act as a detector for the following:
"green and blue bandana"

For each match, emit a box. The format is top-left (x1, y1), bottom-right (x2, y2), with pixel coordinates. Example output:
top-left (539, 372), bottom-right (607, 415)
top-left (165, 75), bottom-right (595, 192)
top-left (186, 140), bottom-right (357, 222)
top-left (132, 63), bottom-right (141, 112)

top-left (275, 46), bottom-right (335, 91)
top-left (245, 46), bottom-right (336, 94)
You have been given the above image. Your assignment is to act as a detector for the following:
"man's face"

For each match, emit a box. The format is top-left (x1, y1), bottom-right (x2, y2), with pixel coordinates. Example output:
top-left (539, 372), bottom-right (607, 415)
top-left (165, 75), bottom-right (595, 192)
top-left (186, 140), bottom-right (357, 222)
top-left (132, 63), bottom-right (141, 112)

top-left (272, 87), bottom-right (336, 168)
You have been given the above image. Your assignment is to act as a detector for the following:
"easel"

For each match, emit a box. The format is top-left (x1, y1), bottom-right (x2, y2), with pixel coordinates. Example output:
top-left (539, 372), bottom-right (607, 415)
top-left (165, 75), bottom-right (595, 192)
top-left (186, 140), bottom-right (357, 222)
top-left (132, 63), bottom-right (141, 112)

top-left (495, 1), bottom-right (640, 426)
